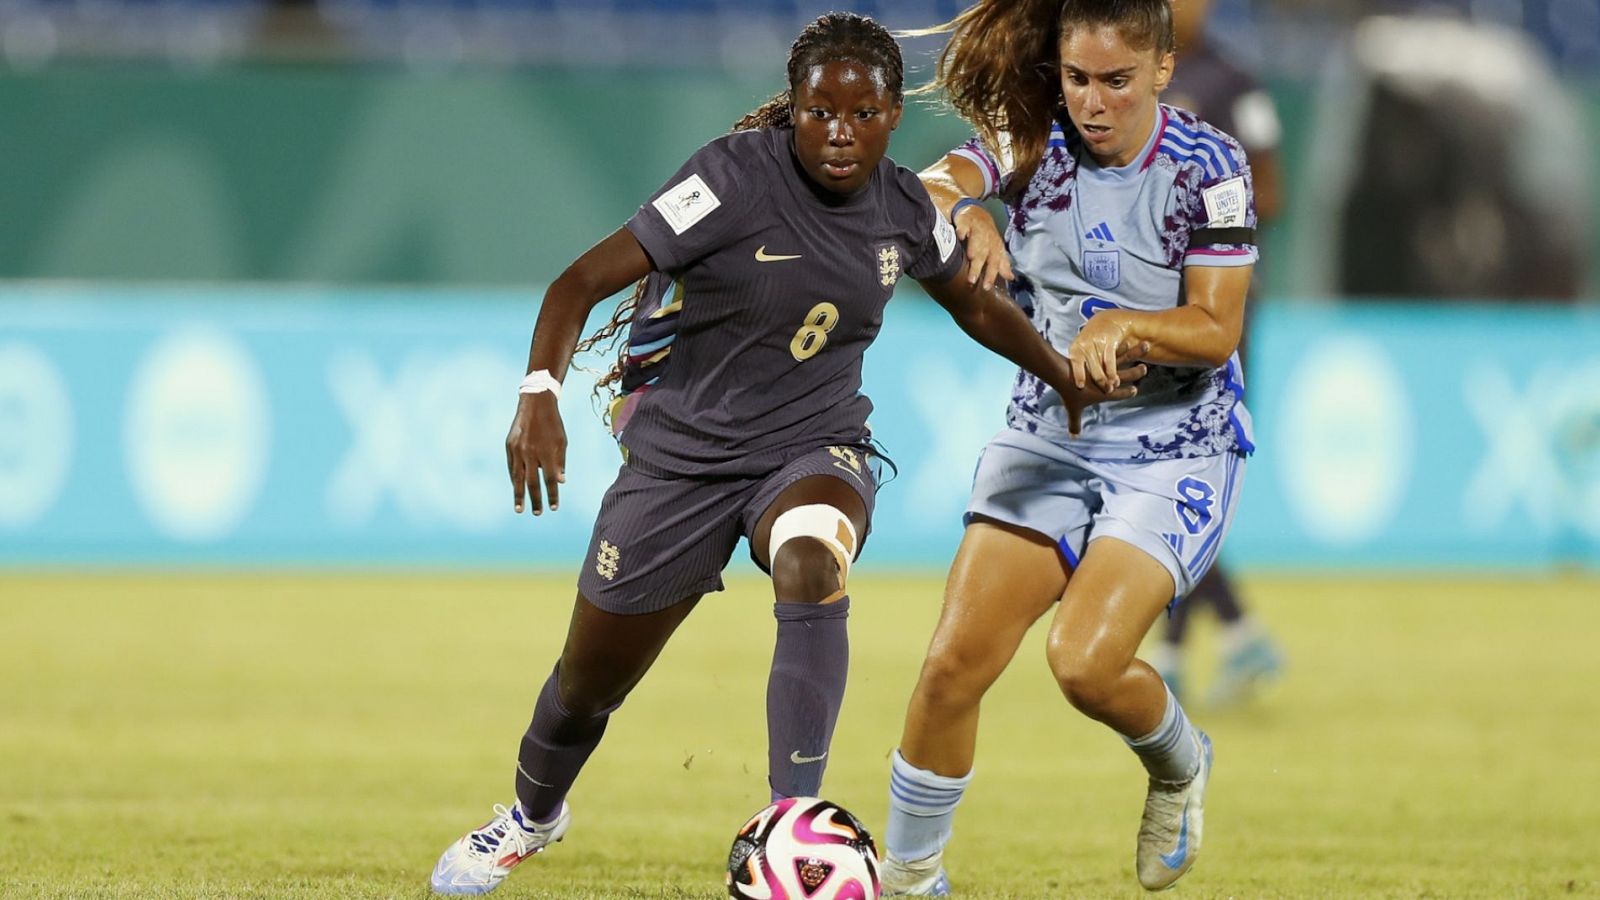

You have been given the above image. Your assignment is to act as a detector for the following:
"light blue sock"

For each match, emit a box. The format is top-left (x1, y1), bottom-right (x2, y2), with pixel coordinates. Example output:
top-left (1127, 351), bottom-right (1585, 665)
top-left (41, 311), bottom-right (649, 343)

top-left (885, 749), bottom-right (971, 862)
top-left (1124, 684), bottom-right (1202, 783)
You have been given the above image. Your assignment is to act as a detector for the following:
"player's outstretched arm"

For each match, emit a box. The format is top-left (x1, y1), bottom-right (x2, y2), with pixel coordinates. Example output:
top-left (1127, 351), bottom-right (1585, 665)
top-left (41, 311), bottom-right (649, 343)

top-left (1065, 264), bottom-right (1251, 393)
top-left (508, 227), bottom-right (653, 516)
top-left (920, 271), bottom-right (1147, 436)
top-left (919, 154), bottom-right (1014, 291)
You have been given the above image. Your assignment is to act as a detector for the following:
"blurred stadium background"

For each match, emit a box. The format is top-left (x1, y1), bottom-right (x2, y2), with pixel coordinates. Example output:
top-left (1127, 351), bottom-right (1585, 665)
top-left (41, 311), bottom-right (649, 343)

top-left (3, 0), bottom-right (1599, 897)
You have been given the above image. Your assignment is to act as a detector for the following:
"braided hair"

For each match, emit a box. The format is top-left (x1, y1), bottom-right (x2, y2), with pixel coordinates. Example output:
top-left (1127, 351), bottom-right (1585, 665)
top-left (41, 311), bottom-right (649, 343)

top-left (579, 13), bottom-right (904, 415)
top-left (733, 12), bottom-right (905, 130)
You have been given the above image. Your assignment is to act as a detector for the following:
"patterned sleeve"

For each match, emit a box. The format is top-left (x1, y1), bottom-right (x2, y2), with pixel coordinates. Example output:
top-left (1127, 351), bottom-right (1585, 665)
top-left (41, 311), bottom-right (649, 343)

top-left (625, 133), bottom-right (758, 272)
top-left (897, 168), bottom-right (964, 283)
top-left (1177, 155), bottom-right (1260, 270)
top-left (947, 133), bottom-right (1014, 201)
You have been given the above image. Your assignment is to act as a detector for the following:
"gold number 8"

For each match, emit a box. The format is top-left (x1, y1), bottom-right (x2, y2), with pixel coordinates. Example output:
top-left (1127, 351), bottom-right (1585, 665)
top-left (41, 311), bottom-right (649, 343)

top-left (789, 302), bottom-right (840, 361)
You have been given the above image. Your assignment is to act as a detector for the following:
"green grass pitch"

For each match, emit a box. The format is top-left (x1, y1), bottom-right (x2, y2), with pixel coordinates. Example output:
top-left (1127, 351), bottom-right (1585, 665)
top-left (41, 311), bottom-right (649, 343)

top-left (2, 572), bottom-right (1597, 898)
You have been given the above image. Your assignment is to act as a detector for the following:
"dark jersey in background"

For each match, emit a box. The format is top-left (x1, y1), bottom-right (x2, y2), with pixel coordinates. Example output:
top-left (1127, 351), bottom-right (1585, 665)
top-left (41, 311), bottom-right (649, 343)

top-left (616, 127), bottom-right (963, 479)
top-left (1167, 41), bottom-right (1281, 344)
top-left (1165, 42), bottom-right (1282, 164)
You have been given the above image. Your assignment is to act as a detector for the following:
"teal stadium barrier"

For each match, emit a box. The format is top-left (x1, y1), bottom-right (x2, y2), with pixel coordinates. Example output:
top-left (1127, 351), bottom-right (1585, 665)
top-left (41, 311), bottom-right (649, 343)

top-left (4, 286), bottom-right (1597, 569)
top-left (5, 66), bottom-right (1600, 297)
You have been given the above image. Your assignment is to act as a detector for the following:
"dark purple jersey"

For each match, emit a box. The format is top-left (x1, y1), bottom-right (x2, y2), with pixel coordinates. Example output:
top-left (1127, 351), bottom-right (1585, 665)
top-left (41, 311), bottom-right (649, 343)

top-left (1167, 40), bottom-right (1281, 321)
top-left (1166, 42), bottom-right (1282, 160)
top-left (614, 126), bottom-right (963, 478)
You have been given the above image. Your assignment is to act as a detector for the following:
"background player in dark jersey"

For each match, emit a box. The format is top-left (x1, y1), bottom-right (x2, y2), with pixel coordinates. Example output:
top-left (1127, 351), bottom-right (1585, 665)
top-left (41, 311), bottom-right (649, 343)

top-left (1153, 0), bottom-right (1287, 709)
top-left (428, 13), bottom-right (1144, 896)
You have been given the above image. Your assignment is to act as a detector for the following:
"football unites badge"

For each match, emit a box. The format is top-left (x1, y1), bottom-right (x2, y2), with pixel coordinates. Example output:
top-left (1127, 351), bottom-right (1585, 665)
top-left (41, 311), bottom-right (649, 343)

top-left (1084, 250), bottom-right (1120, 290)
top-left (876, 243), bottom-right (901, 287)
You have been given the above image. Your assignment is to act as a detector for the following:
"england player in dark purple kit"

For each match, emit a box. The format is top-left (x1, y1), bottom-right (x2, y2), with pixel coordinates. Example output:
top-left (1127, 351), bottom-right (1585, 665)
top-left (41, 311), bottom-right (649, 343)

top-left (428, 14), bottom-right (1142, 896)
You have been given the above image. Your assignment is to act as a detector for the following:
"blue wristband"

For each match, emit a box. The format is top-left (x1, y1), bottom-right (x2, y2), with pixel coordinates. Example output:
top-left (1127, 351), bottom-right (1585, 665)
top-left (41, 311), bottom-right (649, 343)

top-left (950, 197), bottom-right (984, 225)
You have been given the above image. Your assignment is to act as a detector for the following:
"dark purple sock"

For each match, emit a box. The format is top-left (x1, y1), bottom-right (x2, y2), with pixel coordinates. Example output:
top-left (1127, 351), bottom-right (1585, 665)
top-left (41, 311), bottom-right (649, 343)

top-left (514, 665), bottom-right (616, 823)
top-left (767, 596), bottom-right (850, 801)
top-left (1206, 566), bottom-right (1245, 622)
top-left (1164, 586), bottom-right (1197, 642)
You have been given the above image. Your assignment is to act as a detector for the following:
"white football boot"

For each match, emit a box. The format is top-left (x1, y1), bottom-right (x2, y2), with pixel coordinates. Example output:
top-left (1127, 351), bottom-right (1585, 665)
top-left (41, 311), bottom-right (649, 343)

top-left (1136, 731), bottom-right (1212, 890)
top-left (430, 801), bottom-right (570, 895)
top-left (880, 850), bottom-right (951, 897)
top-left (1204, 634), bottom-right (1285, 708)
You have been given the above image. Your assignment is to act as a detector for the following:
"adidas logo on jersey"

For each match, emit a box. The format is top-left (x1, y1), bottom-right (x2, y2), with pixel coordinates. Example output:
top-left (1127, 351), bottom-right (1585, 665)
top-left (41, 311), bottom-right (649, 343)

top-left (1085, 222), bottom-right (1116, 243)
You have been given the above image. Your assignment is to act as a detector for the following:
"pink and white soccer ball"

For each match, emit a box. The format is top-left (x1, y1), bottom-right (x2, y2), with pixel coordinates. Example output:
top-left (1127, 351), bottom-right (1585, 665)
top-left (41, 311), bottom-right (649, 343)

top-left (725, 796), bottom-right (880, 899)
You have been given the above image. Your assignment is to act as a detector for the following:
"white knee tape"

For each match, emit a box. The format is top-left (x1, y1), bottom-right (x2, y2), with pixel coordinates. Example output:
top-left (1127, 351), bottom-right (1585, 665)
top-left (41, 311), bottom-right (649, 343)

top-left (769, 504), bottom-right (859, 585)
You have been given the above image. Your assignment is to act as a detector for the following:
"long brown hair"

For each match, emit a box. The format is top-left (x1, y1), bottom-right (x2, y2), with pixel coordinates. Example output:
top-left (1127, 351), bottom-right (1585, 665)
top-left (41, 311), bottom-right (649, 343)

top-left (579, 12), bottom-right (905, 413)
top-left (911, 0), bottom-right (1174, 199)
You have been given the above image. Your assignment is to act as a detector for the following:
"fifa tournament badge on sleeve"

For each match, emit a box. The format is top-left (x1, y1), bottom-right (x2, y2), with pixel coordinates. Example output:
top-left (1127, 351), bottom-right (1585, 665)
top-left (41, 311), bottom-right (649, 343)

top-left (933, 211), bottom-right (957, 263)
top-left (653, 174), bottom-right (721, 235)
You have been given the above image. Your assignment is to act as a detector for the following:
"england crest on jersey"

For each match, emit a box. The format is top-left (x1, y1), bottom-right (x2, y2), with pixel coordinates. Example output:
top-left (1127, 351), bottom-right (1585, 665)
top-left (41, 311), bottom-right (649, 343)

top-left (1084, 250), bottom-right (1120, 290)
top-left (874, 242), bottom-right (902, 289)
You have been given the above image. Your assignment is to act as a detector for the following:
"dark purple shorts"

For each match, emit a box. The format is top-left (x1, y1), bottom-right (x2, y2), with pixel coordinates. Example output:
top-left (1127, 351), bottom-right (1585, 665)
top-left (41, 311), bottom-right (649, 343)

top-left (575, 444), bottom-right (878, 614)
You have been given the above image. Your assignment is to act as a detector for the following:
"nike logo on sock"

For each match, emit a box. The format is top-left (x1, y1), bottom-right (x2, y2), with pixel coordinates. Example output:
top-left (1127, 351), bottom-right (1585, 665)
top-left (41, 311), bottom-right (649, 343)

top-left (517, 761), bottom-right (554, 788)
top-left (789, 750), bottom-right (828, 764)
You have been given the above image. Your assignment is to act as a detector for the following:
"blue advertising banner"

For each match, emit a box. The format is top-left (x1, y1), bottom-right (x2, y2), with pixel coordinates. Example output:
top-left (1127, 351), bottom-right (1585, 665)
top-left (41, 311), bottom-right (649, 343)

top-left (1235, 302), bottom-right (1600, 568)
top-left (2, 286), bottom-right (1597, 569)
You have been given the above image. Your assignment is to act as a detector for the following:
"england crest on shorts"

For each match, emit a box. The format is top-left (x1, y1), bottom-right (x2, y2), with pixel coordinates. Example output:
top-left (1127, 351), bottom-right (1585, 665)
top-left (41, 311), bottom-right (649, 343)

top-left (1084, 249), bottom-right (1120, 290)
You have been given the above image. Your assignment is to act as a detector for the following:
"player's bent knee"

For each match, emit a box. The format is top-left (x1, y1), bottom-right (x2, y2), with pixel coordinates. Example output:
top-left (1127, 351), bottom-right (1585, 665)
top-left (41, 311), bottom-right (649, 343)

top-left (769, 503), bottom-right (858, 603)
top-left (1048, 649), bottom-right (1118, 712)
top-left (1055, 672), bottom-right (1117, 714)
top-left (1045, 640), bottom-right (1119, 713)
top-left (771, 538), bottom-right (843, 603)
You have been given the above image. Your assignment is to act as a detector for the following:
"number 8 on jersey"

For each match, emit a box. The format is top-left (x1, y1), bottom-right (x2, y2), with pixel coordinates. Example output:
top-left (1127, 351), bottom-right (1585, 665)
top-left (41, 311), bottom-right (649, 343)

top-left (790, 302), bottom-right (840, 361)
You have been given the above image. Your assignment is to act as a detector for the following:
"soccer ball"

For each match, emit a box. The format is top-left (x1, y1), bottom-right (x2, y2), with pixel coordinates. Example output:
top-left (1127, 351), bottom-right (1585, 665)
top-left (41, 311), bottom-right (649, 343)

top-left (726, 796), bottom-right (880, 899)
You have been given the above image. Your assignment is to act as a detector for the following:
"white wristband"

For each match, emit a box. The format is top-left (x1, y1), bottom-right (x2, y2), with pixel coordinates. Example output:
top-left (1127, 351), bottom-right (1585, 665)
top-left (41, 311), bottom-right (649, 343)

top-left (518, 369), bottom-right (562, 398)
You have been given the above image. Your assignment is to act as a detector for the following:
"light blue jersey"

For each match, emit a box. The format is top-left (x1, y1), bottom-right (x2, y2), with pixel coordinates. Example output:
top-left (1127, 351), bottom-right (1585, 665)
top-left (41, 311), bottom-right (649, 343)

top-left (952, 105), bottom-right (1258, 461)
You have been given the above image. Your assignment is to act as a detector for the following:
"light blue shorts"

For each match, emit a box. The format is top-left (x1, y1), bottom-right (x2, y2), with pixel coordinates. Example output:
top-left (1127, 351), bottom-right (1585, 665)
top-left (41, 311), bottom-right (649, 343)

top-left (966, 428), bottom-right (1247, 601)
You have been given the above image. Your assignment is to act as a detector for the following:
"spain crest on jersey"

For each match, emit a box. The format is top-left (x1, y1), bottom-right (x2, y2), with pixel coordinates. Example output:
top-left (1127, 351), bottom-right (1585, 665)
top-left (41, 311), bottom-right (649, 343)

top-left (1084, 249), bottom-right (1120, 290)
top-left (875, 243), bottom-right (901, 287)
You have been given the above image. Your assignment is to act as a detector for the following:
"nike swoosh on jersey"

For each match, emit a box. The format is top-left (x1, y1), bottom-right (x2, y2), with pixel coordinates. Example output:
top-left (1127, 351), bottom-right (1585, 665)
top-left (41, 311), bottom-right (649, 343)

top-left (755, 246), bottom-right (802, 262)
top-left (789, 750), bottom-right (828, 764)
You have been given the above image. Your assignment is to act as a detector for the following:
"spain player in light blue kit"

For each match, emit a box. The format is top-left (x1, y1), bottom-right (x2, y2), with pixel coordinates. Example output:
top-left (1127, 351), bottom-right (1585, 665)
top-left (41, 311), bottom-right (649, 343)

top-left (881, 0), bottom-right (1255, 893)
